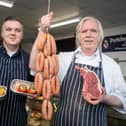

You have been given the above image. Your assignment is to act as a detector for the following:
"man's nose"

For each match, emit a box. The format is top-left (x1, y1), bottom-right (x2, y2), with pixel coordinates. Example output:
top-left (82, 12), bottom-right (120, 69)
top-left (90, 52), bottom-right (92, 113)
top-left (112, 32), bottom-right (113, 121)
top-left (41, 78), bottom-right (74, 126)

top-left (86, 30), bottom-right (91, 36)
top-left (10, 29), bottom-right (16, 34)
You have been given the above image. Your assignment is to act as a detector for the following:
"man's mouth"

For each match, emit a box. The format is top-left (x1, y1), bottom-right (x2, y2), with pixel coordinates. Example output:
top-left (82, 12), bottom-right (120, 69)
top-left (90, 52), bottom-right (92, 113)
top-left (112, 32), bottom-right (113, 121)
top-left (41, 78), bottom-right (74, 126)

top-left (84, 38), bottom-right (94, 42)
top-left (10, 37), bottom-right (16, 40)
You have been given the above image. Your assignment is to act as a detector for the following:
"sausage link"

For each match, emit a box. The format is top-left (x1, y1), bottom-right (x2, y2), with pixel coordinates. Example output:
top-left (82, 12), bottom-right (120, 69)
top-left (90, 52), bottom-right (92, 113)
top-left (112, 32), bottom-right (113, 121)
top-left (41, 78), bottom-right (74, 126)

top-left (42, 79), bottom-right (51, 99)
top-left (35, 52), bottom-right (45, 72)
top-left (41, 99), bottom-right (53, 121)
top-left (47, 56), bottom-right (54, 76)
top-left (50, 76), bottom-right (55, 95)
top-left (43, 33), bottom-right (51, 57)
top-left (34, 72), bottom-right (43, 94)
top-left (50, 34), bottom-right (57, 54)
top-left (55, 75), bottom-right (60, 95)
top-left (46, 33), bottom-right (52, 56)
top-left (41, 99), bottom-right (48, 120)
top-left (51, 54), bottom-right (59, 75)
top-left (47, 100), bottom-right (53, 121)
top-left (51, 75), bottom-right (60, 96)
top-left (43, 58), bottom-right (50, 79)
top-left (37, 32), bottom-right (47, 51)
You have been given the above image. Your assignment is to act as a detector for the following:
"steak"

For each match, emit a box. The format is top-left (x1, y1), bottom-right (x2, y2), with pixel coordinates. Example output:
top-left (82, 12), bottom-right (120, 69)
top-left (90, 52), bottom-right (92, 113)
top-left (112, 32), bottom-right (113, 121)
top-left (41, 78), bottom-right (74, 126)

top-left (76, 66), bottom-right (103, 98)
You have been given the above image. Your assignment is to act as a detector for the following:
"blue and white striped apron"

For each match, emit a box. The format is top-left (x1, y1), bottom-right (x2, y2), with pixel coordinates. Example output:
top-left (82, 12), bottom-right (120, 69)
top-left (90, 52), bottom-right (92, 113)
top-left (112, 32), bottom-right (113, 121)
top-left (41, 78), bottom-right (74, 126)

top-left (54, 53), bottom-right (107, 126)
top-left (0, 45), bottom-right (30, 126)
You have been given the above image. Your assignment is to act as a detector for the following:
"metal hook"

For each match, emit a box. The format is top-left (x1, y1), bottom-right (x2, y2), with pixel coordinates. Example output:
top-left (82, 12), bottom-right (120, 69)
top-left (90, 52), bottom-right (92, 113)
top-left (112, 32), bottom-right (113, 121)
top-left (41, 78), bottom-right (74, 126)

top-left (47, 0), bottom-right (51, 14)
top-left (46, 0), bottom-right (51, 32)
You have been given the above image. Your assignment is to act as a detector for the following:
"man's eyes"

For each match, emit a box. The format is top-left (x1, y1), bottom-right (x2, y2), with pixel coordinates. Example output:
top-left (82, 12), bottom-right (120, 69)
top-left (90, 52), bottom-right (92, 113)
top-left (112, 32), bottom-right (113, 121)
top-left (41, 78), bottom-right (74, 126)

top-left (81, 29), bottom-right (97, 33)
top-left (5, 28), bottom-right (22, 32)
top-left (6, 28), bottom-right (12, 31)
top-left (90, 29), bottom-right (97, 33)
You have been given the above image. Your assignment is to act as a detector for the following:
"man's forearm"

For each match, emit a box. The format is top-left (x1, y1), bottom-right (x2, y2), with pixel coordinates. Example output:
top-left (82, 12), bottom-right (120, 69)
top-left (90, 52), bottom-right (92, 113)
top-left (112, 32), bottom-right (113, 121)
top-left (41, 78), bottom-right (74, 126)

top-left (102, 95), bottom-right (123, 108)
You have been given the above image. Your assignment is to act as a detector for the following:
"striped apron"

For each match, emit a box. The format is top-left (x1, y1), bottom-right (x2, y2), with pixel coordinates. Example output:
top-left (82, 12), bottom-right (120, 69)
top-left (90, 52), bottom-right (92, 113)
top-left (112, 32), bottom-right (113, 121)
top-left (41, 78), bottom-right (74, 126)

top-left (0, 45), bottom-right (30, 126)
top-left (54, 53), bottom-right (107, 126)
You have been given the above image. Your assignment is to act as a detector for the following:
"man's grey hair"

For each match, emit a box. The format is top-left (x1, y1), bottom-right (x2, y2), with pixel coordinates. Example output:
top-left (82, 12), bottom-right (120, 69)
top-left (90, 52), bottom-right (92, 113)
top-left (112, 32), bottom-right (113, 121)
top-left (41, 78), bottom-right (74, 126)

top-left (76, 16), bottom-right (104, 48)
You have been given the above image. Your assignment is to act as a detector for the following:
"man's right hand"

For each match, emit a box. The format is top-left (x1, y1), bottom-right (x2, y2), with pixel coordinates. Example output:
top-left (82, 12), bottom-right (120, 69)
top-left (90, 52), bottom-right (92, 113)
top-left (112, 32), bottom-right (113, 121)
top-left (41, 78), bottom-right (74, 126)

top-left (40, 11), bottom-right (54, 32)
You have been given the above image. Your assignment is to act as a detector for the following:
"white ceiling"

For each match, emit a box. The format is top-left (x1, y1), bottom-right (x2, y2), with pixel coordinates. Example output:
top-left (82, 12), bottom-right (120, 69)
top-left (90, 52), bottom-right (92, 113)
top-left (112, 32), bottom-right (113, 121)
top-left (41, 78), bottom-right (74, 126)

top-left (0, 0), bottom-right (126, 40)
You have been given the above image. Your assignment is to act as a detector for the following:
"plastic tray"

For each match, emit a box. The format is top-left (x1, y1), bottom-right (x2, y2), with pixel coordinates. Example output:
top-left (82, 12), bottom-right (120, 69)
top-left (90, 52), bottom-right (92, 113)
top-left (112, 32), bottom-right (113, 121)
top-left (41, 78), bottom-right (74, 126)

top-left (0, 85), bottom-right (7, 100)
top-left (10, 79), bottom-right (40, 97)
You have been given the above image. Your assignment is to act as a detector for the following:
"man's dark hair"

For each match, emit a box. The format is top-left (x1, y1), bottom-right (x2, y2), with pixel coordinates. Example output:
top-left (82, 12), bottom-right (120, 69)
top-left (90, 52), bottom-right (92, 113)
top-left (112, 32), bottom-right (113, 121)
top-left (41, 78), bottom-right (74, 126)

top-left (2, 16), bottom-right (24, 26)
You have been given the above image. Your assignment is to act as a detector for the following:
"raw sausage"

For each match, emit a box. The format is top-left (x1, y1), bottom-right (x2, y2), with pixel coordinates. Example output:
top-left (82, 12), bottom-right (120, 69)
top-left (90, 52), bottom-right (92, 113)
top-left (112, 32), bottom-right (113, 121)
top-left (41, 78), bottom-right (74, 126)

top-left (43, 33), bottom-right (51, 56)
top-left (37, 32), bottom-right (47, 51)
top-left (50, 34), bottom-right (57, 54)
top-left (35, 52), bottom-right (45, 72)
top-left (42, 79), bottom-right (51, 99)
top-left (43, 58), bottom-right (50, 79)
top-left (51, 75), bottom-right (60, 96)
top-left (34, 72), bottom-right (43, 94)
top-left (51, 54), bottom-right (59, 75)
top-left (55, 75), bottom-right (60, 95)
top-left (47, 56), bottom-right (54, 76)
top-left (41, 99), bottom-right (53, 121)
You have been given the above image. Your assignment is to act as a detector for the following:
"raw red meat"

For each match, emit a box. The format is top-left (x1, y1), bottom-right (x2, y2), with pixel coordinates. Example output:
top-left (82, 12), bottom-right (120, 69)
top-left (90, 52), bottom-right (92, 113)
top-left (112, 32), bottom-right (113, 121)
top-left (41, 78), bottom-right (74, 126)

top-left (76, 66), bottom-right (103, 98)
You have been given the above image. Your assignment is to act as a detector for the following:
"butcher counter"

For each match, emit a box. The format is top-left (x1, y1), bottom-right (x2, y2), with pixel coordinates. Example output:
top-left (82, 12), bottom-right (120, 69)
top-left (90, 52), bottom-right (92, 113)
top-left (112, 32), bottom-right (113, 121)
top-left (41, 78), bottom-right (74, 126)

top-left (107, 107), bottom-right (126, 126)
top-left (26, 96), bottom-right (59, 126)
top-left (26, 97), bottom-right (126, 126)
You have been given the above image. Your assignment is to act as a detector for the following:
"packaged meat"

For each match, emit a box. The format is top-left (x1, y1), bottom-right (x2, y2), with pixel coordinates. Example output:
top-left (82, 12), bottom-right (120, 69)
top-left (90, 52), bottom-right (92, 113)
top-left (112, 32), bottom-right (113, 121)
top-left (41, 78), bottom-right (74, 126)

top-left (10, 79), bottom-right (40, 97)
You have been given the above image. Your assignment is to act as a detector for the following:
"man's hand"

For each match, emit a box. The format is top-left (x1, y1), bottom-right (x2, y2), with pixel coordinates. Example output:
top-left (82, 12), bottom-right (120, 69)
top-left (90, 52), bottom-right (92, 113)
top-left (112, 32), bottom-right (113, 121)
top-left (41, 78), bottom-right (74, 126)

top-left (82, 88), bottom-right (105, 105)
top-left (40, 11), bottom-right (54, 32)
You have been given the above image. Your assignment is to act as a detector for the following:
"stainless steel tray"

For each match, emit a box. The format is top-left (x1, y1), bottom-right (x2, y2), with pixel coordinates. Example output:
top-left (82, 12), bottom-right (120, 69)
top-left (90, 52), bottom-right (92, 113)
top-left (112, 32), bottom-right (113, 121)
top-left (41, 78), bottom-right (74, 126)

top-left (10, 79), bottom-right (40, 97)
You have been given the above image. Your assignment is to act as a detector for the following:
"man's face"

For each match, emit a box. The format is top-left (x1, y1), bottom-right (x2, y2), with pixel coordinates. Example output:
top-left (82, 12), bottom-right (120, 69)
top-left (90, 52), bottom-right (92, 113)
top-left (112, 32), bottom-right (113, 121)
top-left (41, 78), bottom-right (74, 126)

top-left (79, 19), bottom-right (101, 55)
top-left (1, 20), bottom-right (23, 47)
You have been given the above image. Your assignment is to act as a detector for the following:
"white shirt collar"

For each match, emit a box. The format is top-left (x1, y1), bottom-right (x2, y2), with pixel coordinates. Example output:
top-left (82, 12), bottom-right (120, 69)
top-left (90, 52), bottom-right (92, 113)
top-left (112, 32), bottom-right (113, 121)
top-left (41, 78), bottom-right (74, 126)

top-left (75, 47), bottom-right (101, 67)
top-left (7, 50), bottom-right (17, 57)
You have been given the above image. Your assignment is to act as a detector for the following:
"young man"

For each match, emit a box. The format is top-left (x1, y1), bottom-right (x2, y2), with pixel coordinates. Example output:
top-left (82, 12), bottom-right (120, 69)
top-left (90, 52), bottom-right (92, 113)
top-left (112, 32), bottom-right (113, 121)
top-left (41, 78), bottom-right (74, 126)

top-left (0, 16), bottom-right (31, 126)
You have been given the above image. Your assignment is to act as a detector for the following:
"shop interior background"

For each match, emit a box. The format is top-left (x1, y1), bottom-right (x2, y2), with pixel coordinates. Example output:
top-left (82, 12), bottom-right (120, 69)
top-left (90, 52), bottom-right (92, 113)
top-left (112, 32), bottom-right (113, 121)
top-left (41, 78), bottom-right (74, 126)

top-left (0, 0), bottom-right (126, 77)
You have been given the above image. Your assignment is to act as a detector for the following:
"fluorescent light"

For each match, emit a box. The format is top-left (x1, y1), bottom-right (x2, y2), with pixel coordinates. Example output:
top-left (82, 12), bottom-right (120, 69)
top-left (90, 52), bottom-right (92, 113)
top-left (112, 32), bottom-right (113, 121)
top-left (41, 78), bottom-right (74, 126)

top-left (0, 0), bottom-right (14, 8)
top-left (50, 17), bottom-right (80, 28)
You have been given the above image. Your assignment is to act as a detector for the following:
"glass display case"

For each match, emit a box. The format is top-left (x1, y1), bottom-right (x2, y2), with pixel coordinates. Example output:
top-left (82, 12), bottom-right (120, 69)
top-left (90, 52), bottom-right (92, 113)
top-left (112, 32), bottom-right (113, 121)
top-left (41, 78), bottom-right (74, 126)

top-left (26, 96), bottom-right (59, 126)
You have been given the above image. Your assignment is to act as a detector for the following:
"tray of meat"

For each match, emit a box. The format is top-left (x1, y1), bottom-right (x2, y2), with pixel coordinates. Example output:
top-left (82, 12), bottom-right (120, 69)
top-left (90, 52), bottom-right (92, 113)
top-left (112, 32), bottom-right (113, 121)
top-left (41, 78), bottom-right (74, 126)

top-left (10, 79), bottom-right (40, 97)
top-left (0, 85), bottom-right (7, 100)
